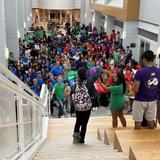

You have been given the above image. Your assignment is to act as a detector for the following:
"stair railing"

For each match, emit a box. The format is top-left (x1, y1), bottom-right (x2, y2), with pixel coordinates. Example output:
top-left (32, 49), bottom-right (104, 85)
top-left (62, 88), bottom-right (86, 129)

top-left (0, 63), bottom-right (50, 160)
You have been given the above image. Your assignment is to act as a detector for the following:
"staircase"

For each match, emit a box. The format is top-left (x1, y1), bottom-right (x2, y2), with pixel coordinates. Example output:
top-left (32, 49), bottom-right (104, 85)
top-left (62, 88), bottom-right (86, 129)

top-left (34, 117), bottom-right (129, 160)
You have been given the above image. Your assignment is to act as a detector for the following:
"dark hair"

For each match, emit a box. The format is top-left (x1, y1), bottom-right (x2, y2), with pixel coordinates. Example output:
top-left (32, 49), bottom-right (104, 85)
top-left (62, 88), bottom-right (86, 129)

top-left (78, 67), bottom-right (87, 81)
top-left (114, 70), bottom-right (126, 93)
top-left (141, 50), bottom-right (156, 62)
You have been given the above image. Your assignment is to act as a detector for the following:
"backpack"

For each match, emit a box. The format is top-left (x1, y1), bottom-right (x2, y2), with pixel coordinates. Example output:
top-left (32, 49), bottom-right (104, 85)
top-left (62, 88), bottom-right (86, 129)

top-left (72, 80), bottom-right (92, 111)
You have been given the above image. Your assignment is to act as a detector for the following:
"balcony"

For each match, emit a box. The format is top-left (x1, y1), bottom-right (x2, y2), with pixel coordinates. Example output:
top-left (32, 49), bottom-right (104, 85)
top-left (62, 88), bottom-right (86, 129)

top-left (90, 0), bottom-right (140, 21)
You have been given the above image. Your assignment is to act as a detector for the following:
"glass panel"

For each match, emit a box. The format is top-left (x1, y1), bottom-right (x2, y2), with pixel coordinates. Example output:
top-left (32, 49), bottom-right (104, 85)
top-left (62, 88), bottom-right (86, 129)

top-left (0, 86), bottom-right (16, 125)
top-left (24, 123), bottom-right (32, 146)
top-left (0, 126), bottom-right (18, 159)
top-left (145, 42), bottom-right (150, 51)
top-left (95, 0), bottom-right (105, 4)
top-left (34, 107), bottom-right (42, 137)
top-left (22, 98), bottom-right (28, 104)
top-left (107, 0), bottom-right (123, 8)
top-left (23, 101), bottom-right (32, 122)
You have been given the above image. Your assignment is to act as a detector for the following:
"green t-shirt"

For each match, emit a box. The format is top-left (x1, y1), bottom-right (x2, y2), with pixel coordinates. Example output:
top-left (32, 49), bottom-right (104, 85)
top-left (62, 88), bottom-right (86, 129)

top-left (48, 22), bottom-right (52, 27)
top-left (114, 52), bottom-right (120, 62)
top-left (9, 55), bottom-right (17, 62)
top-left (54, 83), bottom-right (65, 100)
top-left (87, 62), bottom-right (95, 69)
top-left (51, 30), bottom-right (57, 37)
top-left (24, 35), bottom-right (30, 43)
top-left (109, 84), bottom-right (125, 110)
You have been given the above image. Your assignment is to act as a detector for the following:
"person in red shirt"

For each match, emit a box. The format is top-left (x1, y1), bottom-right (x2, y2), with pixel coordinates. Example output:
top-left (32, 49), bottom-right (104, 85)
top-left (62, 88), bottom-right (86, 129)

top-left (87, 42), bottom-right (94, 51)
top-left (124, 68), bottom-right (133, 84)
top-left (109, 44), bottom-right (115, 56)
top-left (106, 32), bottom-right (110, 42)
top-left (100, 43), bottom-right (106, 55)
top-left (110, 30), bottom-right (116, 43)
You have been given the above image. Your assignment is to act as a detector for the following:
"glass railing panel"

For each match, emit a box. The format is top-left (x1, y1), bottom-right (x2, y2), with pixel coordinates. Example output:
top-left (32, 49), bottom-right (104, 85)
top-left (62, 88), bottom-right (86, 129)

top-left (24, 123), bottom-right (33, 147)
top-left (23, 100), bottom-right (32, 123)
top-left (0, 126), bottom-right (19, 160)
top-left (0, 86), bottom-right (16, 125)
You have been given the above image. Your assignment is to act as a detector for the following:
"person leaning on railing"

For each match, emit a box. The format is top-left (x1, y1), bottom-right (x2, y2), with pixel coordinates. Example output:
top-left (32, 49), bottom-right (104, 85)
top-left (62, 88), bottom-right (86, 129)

top-left (8, 52), bottom-right (17, 65)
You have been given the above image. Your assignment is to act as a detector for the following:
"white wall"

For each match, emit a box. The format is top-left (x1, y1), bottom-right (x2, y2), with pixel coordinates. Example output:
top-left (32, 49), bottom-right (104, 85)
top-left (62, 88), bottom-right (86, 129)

top-left (32, 0), bottom-right (81, 9)
top-left (139, 0), bottom-right (160, 25)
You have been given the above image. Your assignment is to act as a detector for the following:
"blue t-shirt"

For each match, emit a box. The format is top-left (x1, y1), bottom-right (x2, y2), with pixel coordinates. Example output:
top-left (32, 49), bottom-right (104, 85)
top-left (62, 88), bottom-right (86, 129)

top-left (57, 48), bottom-right (63, 56)
top-left (11, 67), bottom-right (17, 74)
top-left (71, 48), bottom-right (77, 57)
top-left (50, 66), bottom-right (63, 77)
top-left (23, 57), bottom-right (30, 64)
top-left (134, 67), bottom-right (160, 101)
top-left (36, 78), bottom-right (44, 86)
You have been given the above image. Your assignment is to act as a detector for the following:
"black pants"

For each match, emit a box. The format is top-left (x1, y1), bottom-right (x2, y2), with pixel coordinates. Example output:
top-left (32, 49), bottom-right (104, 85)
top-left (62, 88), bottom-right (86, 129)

top-left (74, 109), bottom-right (91, 141)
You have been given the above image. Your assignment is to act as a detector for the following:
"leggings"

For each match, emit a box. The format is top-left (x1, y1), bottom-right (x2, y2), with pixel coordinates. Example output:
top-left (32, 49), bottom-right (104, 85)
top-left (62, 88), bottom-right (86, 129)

top-left (74, 109), bottom-right (91, 141)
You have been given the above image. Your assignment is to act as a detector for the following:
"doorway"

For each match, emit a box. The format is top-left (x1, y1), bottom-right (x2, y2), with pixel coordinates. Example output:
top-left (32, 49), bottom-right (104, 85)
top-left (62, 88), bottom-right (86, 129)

top-left (139, 39), bottom-right (150, 64)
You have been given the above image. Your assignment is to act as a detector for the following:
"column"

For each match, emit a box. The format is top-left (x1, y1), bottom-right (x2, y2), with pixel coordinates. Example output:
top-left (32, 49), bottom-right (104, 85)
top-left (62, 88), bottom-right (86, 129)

top-left (60, 10), bottom-right (62, 23)
top-left (80, 0), bottom-right (92, 25)
top-left (0, 0), bottom-right (8, 66)
top-left (70, 11), bottom-right (73, 26)
top-left (94, 11), bottom-right (103, 32)
top-left (4, 0), bottom-right (19, 57)
top-left (104, 15), bottom-right (115, 35)
top-left (42, 9), bottom-right (45, 26)
top-left (29, 0), bottom-right (32, 27)
top-left (80, 0), bottom-right (86, 24)
top-left (27, 0), bottom-right (32, 29)
top-left (85, 0), bottom-right (93, 25)
top-left (48, 10), bottom-right (51, 21)
top-left (24, 0), bottom-right (31, 31)
top-left (123, 21), bottom-right (138, 61)
top-left (17, 0), bottom-right (24, 39)
top-left (65, 11), bottom-right (67, 23)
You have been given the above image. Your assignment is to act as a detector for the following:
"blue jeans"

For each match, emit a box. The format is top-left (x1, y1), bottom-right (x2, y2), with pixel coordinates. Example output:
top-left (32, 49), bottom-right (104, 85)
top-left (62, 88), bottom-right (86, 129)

top-left (57, 99), bottom-right (64, 117)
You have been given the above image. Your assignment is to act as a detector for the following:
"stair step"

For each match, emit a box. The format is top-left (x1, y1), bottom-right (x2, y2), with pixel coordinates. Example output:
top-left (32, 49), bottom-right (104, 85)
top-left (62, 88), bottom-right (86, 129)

top-left (34, 117), bottom-right (129, 160)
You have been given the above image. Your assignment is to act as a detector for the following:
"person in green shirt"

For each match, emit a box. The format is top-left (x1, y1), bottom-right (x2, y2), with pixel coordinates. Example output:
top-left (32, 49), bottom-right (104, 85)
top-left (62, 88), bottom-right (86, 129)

top-left (99, 70), bottom-right (127, 128)
top-left (113, 51), bottom-right (120, 67)
top-left (24, 33), bottom-right (30, 43)
top-left (8, 52), bottom-right (17, 65)
top-left (47, 21), bottom-right (52, 32)
top-left (87, 57), bottom-right (95, 69)
top-left (53, 75), bottom-right (65, 118)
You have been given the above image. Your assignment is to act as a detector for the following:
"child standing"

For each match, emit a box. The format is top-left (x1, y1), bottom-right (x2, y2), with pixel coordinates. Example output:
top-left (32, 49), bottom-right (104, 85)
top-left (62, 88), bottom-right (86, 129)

top-left (52, 75), bottom-right (65, 118)
top-left (64, 81), bottom-right (71, 114)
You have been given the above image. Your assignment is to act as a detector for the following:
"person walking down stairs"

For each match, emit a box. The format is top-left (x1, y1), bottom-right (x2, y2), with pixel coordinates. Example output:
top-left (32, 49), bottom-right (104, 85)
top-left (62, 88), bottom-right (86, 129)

top-left (72, 67), bottom-right (102, 144)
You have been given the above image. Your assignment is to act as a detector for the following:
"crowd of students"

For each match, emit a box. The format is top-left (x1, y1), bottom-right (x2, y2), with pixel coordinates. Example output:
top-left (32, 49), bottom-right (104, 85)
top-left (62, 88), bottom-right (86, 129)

top-left (7, 21), bottom-right (160, 137)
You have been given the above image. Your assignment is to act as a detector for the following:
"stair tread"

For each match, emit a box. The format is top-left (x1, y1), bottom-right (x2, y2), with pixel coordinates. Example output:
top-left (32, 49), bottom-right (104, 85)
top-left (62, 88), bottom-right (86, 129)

top-left (34, 117), bottom-right (129, 160)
